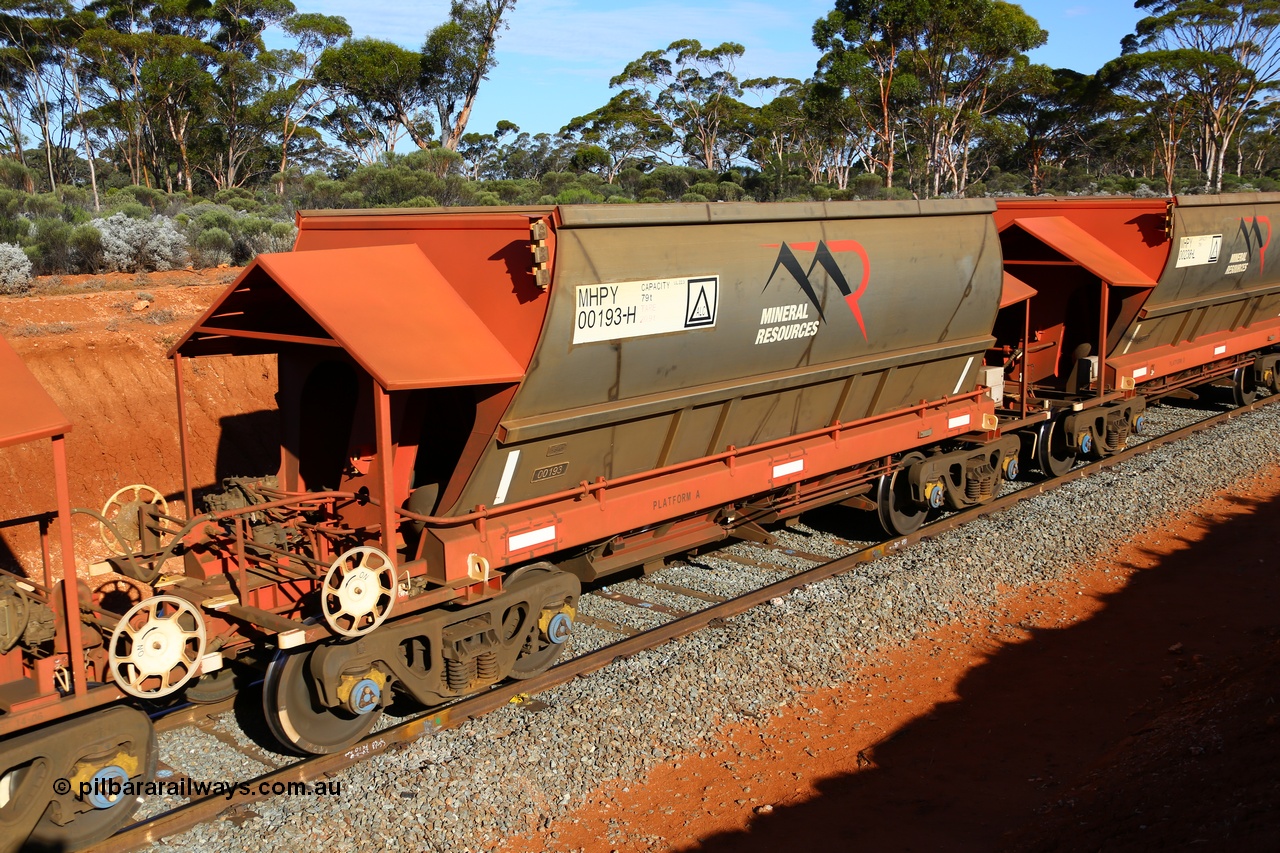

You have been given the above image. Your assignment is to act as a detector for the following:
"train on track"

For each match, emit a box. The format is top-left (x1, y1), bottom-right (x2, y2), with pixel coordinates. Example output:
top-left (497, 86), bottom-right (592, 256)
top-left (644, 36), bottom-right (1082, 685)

top-left (1, 193), bottom-right (1278, 851)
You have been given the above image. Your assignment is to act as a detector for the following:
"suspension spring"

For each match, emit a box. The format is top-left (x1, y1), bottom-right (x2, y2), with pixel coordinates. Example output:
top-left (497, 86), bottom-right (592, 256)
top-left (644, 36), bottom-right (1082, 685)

top-left (445, 657), bottom-right (477, 691)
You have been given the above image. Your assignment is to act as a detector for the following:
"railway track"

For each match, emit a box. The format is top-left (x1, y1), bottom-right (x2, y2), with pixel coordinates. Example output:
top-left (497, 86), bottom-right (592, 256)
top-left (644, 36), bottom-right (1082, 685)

top-left (89, 393), bottom-right (1277, 853)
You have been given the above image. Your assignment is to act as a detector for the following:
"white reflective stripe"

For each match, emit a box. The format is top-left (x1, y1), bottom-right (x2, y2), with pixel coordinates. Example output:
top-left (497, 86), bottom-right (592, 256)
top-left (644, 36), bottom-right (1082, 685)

top-left (1214, 344), bottom-right (1227, 356)
top-left (948, 414), bottom-right (971, 430)
top-left (952, 356), bottom-right (975, 395)
top-left (508, 525), bottom-right (556, 553)
top-left (1133, 366), bottom-right (1149, 379)
top-left (278, 629), bottom-right (306, 650)
top-left (494, 450), bottom-right (521, 505)
top-left (773, 459), bottom-right (804, 478)
top-left (1122, 323), bottom-right (1142, 355)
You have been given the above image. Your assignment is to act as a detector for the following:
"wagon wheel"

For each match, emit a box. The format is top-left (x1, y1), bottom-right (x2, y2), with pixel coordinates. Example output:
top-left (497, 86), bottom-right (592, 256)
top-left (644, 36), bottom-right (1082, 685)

top-left (875, 451), bottom-right (928, 536)
top-left (108, 595), bottom-right (206, 698)
top-left (263, 644), bottom-right (382, 755)
top-left (100, 484), bottom-right (168, 556)
top-left (1230, 364), bottom-right (1258, 407)
top-left (7, 707), bottom-right (157, 851)
top-left (1034, 418), bottom-right (1076, 478)
top-left (504, 563), bottom-right (578, 679)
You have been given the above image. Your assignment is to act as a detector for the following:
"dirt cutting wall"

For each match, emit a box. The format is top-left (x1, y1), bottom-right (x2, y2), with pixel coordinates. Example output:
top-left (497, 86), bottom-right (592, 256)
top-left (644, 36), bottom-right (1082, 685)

top-left (0, 274), bottom-right (278, 574)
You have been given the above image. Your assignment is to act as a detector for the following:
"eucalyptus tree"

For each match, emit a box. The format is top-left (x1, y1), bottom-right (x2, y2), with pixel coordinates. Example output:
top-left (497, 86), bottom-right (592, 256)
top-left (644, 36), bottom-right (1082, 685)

top-left (739, 76), bottom-right (817, 195)
top-left (0, 51), bottom-right (24, 166)
top-left (813, 0), bottom-right (923, 188)
top-left (609, 39), bottom-right (752, 172)
top-left (898, 0), bottom-right (1046, 196)
top-left (192, 0), bottom-right (298, 189)
top-left (315, 37), bottom-right (434, 163)
top-left (802, 78), bottom-right (873, 189)
top-left (0, 0), bottom-right (72, 190)
top-left (1233, 97), bottom-right (1280, 176)
top-left (1123, 0), bottom-right (1280, 192)
top-left (421, 0), bottom-right (516, 151)
top-left (81, 0), bottom-right (167, 187)
top-left (815, 0), bottom-right (1045, 195)
top-left (560, 90), bottom-right (670, 182)
top-left (1102, 48), bottom-right (1198, 194)
top-left (457, 118), bottom-right (516, 179)
top-left (263, 12), bottom-right (350, 190)
top-left (1004, 67), bottom-right (1091, 194)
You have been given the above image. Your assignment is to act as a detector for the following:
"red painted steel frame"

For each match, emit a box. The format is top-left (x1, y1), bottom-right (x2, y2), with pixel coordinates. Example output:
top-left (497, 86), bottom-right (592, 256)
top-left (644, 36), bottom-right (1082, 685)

top-left (1108, 324), bottom-right (1280, 387)
top-left (175, 353), bottom-right (195, 519)
top-left (374, 384), bottom-right (398, 563)
top-left (1, 434), bottom-right (127, 733)
top-left (418, 393), bottom-right (997, 581)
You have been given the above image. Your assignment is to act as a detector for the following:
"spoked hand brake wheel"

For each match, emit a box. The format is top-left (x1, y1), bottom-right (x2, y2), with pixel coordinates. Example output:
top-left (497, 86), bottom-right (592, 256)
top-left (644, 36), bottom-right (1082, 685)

top-left (99, 484), bottom-right (167, 556)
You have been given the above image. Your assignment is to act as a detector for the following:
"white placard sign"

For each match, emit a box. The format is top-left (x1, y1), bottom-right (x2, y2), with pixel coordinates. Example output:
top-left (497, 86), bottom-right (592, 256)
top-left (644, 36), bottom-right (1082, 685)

top-left (1175, 234), bottom-right (1223, 268)
top-left (573, 276), bottom-right (718, 344)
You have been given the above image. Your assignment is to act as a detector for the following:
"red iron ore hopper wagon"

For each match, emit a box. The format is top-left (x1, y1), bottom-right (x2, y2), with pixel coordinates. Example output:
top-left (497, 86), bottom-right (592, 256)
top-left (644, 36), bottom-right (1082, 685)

top-left (156, 200), bottom-right (1018, 755)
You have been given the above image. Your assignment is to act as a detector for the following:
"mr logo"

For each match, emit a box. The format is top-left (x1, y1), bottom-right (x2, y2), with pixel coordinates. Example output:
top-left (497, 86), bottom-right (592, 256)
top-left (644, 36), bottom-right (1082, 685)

top-left (763, 240), bottom-right (871, 339)
top-left (1237, 216), bottom-right (1272, 272)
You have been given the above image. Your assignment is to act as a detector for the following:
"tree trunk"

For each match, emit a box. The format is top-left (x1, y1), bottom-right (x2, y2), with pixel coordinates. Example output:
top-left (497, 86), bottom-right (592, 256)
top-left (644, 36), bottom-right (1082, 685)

top-left (444, 1), bottom-right (513, 151)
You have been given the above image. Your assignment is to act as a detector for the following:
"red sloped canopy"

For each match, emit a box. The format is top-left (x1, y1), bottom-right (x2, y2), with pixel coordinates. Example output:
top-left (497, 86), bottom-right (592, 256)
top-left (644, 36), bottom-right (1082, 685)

top-left (0, 335), bottom-right (71, 448)
top-left (1009, 216), bottom-right (1159, 288)
top-left (170, 244), bottom-right (526, 390)
top-left (999, 271), bottom-right (1038, 308)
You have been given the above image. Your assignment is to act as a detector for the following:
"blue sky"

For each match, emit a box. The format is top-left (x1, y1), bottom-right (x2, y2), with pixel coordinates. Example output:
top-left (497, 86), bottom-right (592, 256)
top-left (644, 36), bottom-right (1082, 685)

top-left (303, 1), bottom-right (1145, 139)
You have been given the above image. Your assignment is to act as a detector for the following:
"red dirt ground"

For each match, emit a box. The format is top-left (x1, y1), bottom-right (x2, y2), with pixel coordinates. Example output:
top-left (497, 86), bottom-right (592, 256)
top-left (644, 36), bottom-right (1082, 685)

top-left (502, 466), bottom-right (1280, 853)
top-left (0, 268), bottom-right (274, 577)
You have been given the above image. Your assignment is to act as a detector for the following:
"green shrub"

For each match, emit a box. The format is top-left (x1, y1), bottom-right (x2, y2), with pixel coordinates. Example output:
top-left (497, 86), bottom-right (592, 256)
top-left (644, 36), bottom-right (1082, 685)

top-left (715, 182), bottom-right (745, 201)
top-left (27, 218), bottom-right (73, 275)
top-left (555, 187), bottom-right (604, 204)
top-left (104, 199), bottom-right (152, 219)
top-left (267, 221), bottom-right (297, 252)
top-left (0, 159), bottom-right (33, 191)
top-left (851, 173), bottom-right (884, 199)
top-left (23, 193), bottom-right (63, 219)
top-left (192, 227), bottom-right (234, 267)
top-left (70, 225), bottom-right (104, 272)
top-left (213, 187), bottom-right (259, 212)
top-left (113, 185), bottom-right (167, 212)
top-left (192, 205), bottom-right (236, 232)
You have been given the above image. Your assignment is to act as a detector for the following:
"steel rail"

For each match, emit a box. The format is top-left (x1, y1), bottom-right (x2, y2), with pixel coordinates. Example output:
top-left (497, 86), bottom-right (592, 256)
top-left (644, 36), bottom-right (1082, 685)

top-left (87, 394), bottom-right (1279, 853)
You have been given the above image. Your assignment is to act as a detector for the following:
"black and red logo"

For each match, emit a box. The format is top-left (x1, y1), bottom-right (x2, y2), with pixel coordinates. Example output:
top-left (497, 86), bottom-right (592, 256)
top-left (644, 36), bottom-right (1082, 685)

top-left (1238, 216), bottom-right (1271, 272)
top-left (763, 240), bottom-right (871, 339)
